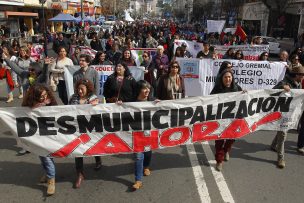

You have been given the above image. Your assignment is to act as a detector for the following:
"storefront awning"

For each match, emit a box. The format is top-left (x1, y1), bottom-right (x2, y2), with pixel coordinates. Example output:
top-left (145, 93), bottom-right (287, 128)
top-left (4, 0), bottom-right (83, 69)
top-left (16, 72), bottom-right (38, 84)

top-left (5, 11), bottom-right (38, 17)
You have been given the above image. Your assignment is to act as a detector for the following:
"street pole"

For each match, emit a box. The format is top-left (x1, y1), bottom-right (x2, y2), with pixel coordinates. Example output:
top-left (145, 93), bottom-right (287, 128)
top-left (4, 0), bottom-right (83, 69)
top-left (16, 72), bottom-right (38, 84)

top-left (81, 0), bottom-right (84, 32)
top-left (39, 0), bottom-right (48, 57)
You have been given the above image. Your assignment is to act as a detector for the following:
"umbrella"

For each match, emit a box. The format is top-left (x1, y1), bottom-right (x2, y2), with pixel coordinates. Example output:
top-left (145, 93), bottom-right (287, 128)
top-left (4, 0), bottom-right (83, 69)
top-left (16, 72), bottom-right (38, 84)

top-left (48, 13), bottom-right (76, 22)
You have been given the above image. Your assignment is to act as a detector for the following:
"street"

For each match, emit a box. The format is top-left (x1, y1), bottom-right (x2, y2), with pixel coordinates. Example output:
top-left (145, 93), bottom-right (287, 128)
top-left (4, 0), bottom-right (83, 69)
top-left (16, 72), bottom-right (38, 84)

top-left (1, 81), bottom-right (304, 202)
top-left (0, 38), bottom-right (303, 203)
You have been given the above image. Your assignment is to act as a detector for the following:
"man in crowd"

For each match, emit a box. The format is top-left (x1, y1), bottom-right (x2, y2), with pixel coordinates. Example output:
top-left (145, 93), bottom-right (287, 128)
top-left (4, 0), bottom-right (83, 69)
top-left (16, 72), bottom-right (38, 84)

top-left (53, 32), bottom-right (71, 55)
top-left (271, 65), bottom-right (304, 168)
top-left (73, 54), bottom-right (99, 93)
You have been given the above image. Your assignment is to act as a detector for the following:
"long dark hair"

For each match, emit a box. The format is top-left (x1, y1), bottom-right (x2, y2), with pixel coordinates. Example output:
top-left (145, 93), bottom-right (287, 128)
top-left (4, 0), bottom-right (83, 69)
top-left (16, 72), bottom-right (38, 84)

top-left (91, 51), bottom-right (106, 65)
top-left (22, 84), bottom-right (57, 107)
top-left (114, 62), bottom-right (132, 77)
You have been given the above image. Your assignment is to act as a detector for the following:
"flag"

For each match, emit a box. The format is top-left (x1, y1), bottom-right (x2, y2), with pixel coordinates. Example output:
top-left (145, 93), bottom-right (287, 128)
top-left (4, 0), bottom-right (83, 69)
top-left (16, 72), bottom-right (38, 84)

top-left (235, 25), bottom-right (247, 41)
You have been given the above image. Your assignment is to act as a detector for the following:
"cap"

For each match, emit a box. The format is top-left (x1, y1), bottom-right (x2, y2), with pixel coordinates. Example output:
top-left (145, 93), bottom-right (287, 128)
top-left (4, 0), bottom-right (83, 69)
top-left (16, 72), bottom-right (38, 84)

top-left (290, 65), bottom-right (304, 75)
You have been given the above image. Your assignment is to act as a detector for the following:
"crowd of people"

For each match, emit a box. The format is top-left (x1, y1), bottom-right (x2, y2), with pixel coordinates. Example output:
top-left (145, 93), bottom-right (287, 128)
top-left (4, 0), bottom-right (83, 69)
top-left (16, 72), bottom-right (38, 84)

top-left (1, 20), bottom-right (304, 196)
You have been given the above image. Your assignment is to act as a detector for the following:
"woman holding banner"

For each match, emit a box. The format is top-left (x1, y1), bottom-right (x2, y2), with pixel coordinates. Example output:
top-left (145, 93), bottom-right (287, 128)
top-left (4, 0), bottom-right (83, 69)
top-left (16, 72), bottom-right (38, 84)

top-left (22, 84), bottom-right (58, 195)
top-left (132, 80), bottom-right (159, 190)
top-left (103, 62), bottom-right (137, 103)
top-left (210, 69), bottom-right (242, 171)
top-left (69, 79), bottom-right (101, 188)
top-left (49, 47), bottom-right (74, 105)
top-left (157, 61), bottom-right (185, 100)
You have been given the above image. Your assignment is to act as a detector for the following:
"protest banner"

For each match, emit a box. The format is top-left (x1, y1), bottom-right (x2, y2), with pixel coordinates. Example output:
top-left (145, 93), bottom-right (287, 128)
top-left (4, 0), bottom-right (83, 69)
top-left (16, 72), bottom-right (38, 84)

top-left (207, 20), bottom-right (226, 33)
top-left (176, 58), bottom-right (286, 96)
top-left (174, 40), bottom-right (269, 61)
top-left (64, 65), bottom-right (144, 100)
top-left (1, 90), bottom-right (303, 157)
top-left (131, 48), bottom-right (157, 66)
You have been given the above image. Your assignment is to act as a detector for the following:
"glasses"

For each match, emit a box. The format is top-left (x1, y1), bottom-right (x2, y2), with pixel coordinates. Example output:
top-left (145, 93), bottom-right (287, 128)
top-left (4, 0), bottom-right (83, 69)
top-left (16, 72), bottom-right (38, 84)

top-left (172, 65), bottom-right (179, 68)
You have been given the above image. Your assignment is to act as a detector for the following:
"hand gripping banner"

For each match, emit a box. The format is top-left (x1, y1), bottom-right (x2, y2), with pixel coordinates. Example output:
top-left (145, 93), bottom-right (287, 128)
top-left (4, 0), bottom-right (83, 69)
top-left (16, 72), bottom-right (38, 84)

top-left (0, 90), bottom-right (303, 158)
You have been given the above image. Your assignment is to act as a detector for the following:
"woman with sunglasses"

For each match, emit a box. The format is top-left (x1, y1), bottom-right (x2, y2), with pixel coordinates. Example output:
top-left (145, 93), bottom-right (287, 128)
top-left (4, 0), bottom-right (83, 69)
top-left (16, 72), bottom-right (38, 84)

top-left (69, 79), bottom-right (101, 188)
top-left (157, 61), bottom-right (185, 100)
top-left (22, 84), bottom-right (58, 195)
top-left (259, 52), bottom-right (269, 61)
top-left (49, 46), bottom-right (74, 105)
top-left (141, 51), bottom-right (156, 94)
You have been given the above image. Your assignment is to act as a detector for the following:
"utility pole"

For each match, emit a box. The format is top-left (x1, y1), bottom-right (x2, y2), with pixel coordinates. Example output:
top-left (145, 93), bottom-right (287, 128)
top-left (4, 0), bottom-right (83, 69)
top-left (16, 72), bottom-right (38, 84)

top-left (81, 0), bottom-right (84, 29)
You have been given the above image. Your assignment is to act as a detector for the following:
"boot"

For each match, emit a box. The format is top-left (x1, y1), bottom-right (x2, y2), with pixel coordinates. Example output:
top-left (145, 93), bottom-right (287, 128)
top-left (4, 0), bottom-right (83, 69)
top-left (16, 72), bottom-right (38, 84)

top-left (132, 181), bottom-right (142, 190)
top-left (277, 159), bottom-right (285, 169)
top-left (75, 172), bottom-right (84, 188)
top-left (47, 178), bottom-right (55, 195)
top-left (143, 168), bottom-right (151, 176)
top-left (6, 94), bottom-right (13, 103)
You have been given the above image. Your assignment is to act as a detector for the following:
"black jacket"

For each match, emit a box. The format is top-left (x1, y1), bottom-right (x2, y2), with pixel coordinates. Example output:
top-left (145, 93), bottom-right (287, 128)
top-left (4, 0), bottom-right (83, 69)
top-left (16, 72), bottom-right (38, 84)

top-left (103, 74), bottom-right (137, 102)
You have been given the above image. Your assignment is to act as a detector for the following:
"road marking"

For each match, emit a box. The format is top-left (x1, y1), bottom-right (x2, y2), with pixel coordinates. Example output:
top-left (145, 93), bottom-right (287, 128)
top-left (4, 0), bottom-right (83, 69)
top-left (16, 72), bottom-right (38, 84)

top-left (186, 144), bottom-right (211, 203)
top-left (201, 141), bottom-right (235, 203)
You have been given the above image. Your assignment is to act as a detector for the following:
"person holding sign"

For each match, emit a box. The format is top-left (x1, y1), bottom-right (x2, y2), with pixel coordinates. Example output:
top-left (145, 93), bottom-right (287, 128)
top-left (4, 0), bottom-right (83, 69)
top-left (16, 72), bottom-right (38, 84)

top-left (157, 61), bottom-right (185, 100)
top-left (22, 84), bottom-right (58, 195)
top-left (210, 69), bottom-right (242, 171)
top-left (132, 80), bottom-right (159, 190)
top-left (69, 79), bottom-right (101, 188)
top-left (271, 65), bottom-right (304, 168)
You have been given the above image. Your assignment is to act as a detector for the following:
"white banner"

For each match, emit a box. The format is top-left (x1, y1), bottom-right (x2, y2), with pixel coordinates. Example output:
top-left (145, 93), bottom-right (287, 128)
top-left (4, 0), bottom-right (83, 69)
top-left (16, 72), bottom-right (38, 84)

top-left (176, 58), bottom-right (286, 96)
top-left (207, 20), bottom-right (226, 33)
top-left (174, 40), bottom-right (269, 60)
top-left (1, 90), bottom-right (303, 157)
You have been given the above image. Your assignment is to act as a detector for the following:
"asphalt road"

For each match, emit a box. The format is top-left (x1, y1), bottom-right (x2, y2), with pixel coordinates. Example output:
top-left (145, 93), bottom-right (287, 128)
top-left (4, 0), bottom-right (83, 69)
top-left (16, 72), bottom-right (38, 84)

top-left (1, 39), bottom-right (304, 203)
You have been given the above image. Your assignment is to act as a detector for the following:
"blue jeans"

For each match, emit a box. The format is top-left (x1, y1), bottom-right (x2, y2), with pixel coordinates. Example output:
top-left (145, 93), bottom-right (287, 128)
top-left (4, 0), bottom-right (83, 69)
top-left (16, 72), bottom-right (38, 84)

top-left (39, 156), bottom-right (55, 179)
top-left (135, 151), bottom-right (152, 181)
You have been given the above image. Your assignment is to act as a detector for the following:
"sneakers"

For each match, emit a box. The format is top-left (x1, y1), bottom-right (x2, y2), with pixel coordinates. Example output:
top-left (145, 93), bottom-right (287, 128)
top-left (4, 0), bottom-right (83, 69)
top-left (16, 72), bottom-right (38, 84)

top-left (215, 163), bottom-right (223, 171)
top-left (132, 181), bottom-right (143, 190)
top-left (18, 94), bottom-right (23, 99)
top-left (297, 147), bottom-right (304, 154)
top-left (224, 152), bottom-right (230, 161)
top-left (143, 168), bottom-right (151, 176)
top-left (47, 178), bottom-right (55, 195)
top-left (277, 159), bottom-right (285, 169)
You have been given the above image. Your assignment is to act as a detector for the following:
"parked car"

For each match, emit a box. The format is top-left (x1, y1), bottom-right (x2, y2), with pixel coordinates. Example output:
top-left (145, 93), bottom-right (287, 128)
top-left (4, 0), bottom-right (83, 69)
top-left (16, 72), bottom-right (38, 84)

top-left (257, 36), bottom-right (281, 54)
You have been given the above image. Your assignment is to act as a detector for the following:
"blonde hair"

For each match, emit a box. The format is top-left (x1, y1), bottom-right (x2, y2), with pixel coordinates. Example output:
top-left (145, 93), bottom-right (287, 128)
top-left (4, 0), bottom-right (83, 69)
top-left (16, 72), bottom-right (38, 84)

top-left (19, 45), bottom-right (30, 59)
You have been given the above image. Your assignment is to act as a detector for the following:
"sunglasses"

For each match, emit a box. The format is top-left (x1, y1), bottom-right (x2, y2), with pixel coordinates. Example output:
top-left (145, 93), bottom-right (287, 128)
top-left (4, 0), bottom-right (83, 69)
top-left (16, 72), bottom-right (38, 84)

top-left (172, 65), bottom-right (179, 68)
